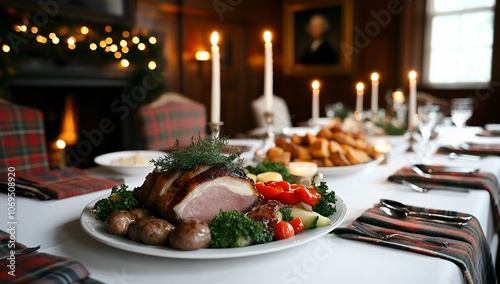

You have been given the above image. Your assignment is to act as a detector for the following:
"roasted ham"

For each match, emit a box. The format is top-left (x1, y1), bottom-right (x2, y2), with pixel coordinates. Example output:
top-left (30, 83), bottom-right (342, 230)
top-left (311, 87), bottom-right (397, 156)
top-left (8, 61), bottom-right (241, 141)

top-left (134, 166), bottom-right (259, 224)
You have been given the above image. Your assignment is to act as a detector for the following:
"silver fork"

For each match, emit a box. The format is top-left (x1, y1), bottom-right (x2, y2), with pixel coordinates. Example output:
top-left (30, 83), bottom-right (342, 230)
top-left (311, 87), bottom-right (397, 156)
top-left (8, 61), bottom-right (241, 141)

top-left (402, 179), bottom-right (470, 193)
top-left (352, 221), bottom-right (449, 248)
top-left (0, 245), bottom-right (41, 261)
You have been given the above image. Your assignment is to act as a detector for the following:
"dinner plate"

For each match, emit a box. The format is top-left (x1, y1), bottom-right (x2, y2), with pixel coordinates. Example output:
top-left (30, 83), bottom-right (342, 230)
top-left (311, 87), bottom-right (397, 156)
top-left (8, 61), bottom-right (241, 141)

top-left (318, 155), bottom-right (384, 176)
top-left (281, 126), bottom-right (319, 137)
top-left (94, 150), bottom-right (167, 176)
top-left (80, 195), bottom-right (347, 259)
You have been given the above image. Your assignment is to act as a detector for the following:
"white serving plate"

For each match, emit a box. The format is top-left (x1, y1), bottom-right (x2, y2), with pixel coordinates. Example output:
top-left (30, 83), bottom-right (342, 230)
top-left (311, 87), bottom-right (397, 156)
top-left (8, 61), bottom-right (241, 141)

top-left (80, 194), bottom-right (347, 259)
top-left (281, 127), bottom-right (319, 137)
top-left (318, 155), bottom-right (384, 176)
top-left (94, 150), bottom-right (167, 176)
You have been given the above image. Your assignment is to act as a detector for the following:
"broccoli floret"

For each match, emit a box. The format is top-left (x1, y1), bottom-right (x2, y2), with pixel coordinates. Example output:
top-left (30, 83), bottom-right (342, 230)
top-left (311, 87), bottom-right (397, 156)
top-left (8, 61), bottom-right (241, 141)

top-left (209, 210), bottom-right (273, 248)
top-left (312, 182), bottom-right (336, 217)
top-left (279, 207), bottom-right (293, 222)
top-left (244, 161), bottom-right (293, 183)
top-left (93, 184), bottom-right (139, 221)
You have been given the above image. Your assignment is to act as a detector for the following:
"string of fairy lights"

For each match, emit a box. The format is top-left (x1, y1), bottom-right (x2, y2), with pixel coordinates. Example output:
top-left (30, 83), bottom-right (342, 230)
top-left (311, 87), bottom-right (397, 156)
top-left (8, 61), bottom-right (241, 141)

top-left (1, 23), bottom-right (159, 70)
top-left (0, 9), bottom-right (167, 100)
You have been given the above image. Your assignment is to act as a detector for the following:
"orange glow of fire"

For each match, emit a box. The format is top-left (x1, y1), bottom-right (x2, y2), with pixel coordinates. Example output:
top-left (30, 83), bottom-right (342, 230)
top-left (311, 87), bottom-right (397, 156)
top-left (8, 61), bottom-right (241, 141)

top-left (57, 95), bottom-right (79, 145)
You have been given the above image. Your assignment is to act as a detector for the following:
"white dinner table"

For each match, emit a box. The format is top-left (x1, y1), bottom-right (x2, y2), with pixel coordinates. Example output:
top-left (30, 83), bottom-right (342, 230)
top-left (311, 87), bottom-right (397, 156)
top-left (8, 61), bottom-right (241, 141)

top-left (1, 126), bottom-right (499, 284)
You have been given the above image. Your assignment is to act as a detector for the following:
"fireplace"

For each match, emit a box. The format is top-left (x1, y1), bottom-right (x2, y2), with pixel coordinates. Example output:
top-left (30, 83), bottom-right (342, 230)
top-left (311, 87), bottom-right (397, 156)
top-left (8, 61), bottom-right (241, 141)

top-left (2, 2), bottom-right (167, 168)
top-left (11, 81), bottom-right (142, 169)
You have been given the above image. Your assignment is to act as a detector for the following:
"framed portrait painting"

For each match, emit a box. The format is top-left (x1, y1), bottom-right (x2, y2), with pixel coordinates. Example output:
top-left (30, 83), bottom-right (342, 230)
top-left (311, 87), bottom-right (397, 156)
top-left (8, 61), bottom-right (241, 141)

top-left (284, 0), bottom-right (353, 75)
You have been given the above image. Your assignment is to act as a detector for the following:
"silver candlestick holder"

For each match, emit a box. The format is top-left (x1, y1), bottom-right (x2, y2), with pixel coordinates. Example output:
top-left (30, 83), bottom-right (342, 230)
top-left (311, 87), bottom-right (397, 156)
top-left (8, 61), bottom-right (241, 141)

top-left (254, 111), bottom-right (275, 161)
top-left (405, 122), bottom-right (417, 153)
top-left (208, 121), bottom-right (224, 139)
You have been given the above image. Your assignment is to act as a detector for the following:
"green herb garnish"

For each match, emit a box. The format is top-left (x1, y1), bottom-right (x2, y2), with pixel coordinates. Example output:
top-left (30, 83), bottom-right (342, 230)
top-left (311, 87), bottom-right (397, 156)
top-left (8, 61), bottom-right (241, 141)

top-left (151, 135), bottom-right (243, 171)
top-left (209, 210), bottom-right (273, 248)
top-left (93, 184), bottom-right (139, 221)
top-left (312, 181), bottom-right (336, 217)
top-left (279, 206), bottom-right (293, 222)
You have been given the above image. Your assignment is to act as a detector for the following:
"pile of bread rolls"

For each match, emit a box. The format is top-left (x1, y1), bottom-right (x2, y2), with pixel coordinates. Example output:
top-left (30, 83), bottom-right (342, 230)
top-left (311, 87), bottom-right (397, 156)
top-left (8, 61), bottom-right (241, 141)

top-left (265, 125), bottom-right (380, 167)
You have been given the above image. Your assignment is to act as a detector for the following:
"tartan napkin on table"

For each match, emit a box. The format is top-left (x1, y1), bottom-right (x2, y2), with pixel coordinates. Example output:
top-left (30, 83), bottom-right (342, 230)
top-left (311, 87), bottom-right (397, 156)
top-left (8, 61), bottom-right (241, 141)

top-left (0, 230), bottom-right (103, 284)
top-left (476, 130), bottom-right (500, 137)
top-left (333, 204), bottom-right (497, 284)
top-left (437, 143), bottom-right (500, 156)
top-left (388, 167), bottom-right (500, 232)
top-left (13, 167), bottom-right (122, 200)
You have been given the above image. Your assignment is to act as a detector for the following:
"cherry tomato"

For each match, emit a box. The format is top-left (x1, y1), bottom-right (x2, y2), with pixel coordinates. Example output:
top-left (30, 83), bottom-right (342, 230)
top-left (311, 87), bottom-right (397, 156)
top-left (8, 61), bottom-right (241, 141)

top-left (307, 186), bottom-right (322, 203)
top-left (289, 217), bottom-right (305, 234)
top-left (275, 221), bottom-right (294, 240)
top-left (268, 181), bottom-right (291, 192)
top-left (275, 191), bottom-right (300, 204)
top-left (255, 182), bottom-right (282, 200)
top-left (293, 186), bottom-right (320, 206)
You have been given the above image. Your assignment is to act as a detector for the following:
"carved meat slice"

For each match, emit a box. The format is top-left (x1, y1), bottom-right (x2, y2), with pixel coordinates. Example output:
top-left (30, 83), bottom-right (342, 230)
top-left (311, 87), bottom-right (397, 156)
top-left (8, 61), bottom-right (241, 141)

top-left (134, 166), bottom-right (259, 224)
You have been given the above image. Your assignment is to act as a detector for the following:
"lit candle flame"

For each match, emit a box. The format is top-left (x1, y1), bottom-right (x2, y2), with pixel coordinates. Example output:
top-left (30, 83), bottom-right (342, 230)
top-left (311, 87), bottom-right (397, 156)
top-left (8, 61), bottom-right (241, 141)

top-left (312, 80), bottom-right (320, 90)
top-left (409, 70), bottom-right (417, 80)
top-left (211, 32), bottom-right (219, 46)
top-left (264, 31), bottom-right (272, 43)
top-left (371, 72), bottom-right (379, 82)
top-left (356, 82), bottom-right (364, 91)
top-left (56, 139), bottom-right (66, 150)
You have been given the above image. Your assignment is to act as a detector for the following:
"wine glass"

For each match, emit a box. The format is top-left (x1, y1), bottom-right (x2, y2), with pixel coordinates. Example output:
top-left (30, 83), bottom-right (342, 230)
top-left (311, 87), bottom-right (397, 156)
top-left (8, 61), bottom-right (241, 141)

top-left (416, 105), bottom-right (440, 161)
top-left (451, 98), bottom-right (473, 128)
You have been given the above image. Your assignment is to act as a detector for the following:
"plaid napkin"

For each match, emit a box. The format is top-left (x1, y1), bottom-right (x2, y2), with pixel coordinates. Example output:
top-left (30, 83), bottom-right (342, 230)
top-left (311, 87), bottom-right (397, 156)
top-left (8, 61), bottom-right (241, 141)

top-left (476, 130), bottom-right (500, 137)
top-left (333, 204), bottom-right (497, 284)
top-left (388, 167), bottom-right (500, 232)
top-left (0, 230), bottom-right (103, 284)
top-left (438, 143), bottom-right (500, 156)
top-left (4, 167), bottom-right (123, 200)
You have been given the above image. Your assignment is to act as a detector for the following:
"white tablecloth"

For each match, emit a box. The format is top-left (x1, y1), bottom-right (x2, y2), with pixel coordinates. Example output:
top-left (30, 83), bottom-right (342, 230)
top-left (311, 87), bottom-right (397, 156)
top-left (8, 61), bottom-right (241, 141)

top-left (1, 127), bottom-right (499, 283)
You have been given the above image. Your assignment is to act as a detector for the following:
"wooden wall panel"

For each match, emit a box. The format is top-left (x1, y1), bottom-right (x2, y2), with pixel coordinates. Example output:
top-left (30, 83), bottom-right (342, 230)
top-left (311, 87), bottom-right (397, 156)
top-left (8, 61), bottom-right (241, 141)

top-left (136, 0), bottom-right (500, 138)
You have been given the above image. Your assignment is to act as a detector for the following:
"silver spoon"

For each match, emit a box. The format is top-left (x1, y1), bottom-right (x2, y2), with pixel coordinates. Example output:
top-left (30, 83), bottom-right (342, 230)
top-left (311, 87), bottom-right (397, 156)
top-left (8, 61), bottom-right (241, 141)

top-left (351, 221), bottom-right (448, 248)
top-left (411, 165), bottom-right (432, 178)
top-left (412, 164), bottom-right (479, 175)
top-left (380, 199), bottom-right (472, 223)
top-left (448, 152), bottom-right (481, 161)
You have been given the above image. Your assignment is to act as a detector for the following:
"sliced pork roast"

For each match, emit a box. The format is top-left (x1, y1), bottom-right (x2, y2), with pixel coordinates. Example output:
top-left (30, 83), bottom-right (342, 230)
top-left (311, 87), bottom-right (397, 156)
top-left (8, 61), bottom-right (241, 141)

top-left (134, 166), bottom-right (259, 223)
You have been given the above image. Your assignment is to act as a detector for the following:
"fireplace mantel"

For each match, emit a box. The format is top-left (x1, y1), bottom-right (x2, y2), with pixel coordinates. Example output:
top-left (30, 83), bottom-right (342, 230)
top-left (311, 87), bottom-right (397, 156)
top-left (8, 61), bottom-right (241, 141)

top-left (11, 59), bottom-right (136, 88)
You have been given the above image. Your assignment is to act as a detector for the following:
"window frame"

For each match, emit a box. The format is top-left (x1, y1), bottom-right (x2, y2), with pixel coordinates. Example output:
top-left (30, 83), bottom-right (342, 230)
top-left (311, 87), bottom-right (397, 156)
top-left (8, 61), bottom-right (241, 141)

top-left (422, 0), bottom-right (496, 89)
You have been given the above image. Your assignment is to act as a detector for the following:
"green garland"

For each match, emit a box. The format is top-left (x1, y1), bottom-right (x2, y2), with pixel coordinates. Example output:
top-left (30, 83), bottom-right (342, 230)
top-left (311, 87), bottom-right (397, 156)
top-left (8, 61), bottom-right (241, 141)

top-left (0, 8), bottom-right (167, 101)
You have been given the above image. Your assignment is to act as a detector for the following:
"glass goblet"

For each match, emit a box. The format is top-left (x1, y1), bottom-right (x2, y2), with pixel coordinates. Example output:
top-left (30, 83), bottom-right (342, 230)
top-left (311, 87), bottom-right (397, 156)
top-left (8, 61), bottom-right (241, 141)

top-left (417, 105), bottom-right (440, 161)
top-left (451, 98), bottom-right (473, 128)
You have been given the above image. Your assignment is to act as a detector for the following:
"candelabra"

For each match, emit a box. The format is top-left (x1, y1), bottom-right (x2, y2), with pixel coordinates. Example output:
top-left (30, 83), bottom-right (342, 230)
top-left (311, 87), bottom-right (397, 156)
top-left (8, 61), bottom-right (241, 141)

top-left (405, 118), bottom-right (417, 153)
top-left (254, 111), bottom-right (275, 161)
top-left (208, 122), bottom-right (224, 139)
top-left (393, 103), bottom-right (407, 127)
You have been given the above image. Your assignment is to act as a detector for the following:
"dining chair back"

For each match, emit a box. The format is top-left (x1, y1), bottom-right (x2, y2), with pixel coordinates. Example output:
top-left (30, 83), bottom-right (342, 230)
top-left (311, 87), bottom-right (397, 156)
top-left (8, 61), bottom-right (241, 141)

top-left (137, 93), bottom-right (206, 150)
top-left (0, 100), bottom-right (49, 175)
top-left (252, 95), bottom-right (292, 130)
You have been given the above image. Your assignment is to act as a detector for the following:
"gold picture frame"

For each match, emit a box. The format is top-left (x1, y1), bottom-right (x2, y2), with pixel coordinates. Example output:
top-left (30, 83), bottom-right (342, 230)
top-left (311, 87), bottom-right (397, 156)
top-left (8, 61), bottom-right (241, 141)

top-left (284, 0), bottom-right (353, 75)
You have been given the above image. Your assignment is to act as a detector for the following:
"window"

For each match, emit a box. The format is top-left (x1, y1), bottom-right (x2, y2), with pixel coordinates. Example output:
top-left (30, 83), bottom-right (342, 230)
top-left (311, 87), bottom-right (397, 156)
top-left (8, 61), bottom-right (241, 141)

top-left (423, 0), bottom-right (495, 87)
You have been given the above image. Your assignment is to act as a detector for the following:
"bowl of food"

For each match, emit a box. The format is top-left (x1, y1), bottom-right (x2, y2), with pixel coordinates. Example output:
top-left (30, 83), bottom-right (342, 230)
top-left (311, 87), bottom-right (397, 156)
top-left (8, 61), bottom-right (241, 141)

top-left (94, 150), bottom-right (167, 175)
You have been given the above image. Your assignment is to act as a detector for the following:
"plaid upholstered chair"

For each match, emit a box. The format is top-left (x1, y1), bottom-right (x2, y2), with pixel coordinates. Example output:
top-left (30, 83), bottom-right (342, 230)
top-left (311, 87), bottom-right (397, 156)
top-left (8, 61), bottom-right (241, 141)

top-left (137, 93), bottom-right (207, 150)
top-left (0, 100), bottom-right (49, 175)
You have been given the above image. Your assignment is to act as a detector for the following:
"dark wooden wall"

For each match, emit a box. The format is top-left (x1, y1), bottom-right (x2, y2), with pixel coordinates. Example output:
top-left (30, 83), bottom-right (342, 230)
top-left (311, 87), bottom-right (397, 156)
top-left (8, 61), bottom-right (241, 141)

top-left (137, 0), bottom-right (500, 138)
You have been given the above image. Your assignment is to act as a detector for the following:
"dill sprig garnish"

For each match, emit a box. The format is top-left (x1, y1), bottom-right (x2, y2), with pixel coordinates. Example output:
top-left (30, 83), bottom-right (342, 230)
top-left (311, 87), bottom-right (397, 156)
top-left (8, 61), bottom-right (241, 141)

top-left (151, 135), bottom-right (243, 171)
